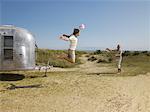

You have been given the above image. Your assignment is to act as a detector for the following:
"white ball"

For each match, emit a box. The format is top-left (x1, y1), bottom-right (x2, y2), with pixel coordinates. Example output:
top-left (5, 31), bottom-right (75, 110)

top-left (79, 24), bottom-right (85, 30)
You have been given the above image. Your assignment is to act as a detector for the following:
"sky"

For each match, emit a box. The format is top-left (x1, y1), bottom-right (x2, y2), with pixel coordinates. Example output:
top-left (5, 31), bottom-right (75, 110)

top-left (0, 0), bottom-right (150, 51)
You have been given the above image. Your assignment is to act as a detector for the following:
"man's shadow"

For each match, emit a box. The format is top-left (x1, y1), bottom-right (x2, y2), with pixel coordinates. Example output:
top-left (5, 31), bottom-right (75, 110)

top-left (87, 72), bottom-right (119, 77)
top-left (87, 72), bottom-right (140, 77)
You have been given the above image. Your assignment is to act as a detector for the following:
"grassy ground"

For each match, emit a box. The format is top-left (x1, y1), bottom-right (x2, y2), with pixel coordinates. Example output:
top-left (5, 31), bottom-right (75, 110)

top-left (121, 54), bottom-right (150, 76)
top-left (0, 51), bottom-right (150, 112)
top-left (0, 52), bottom-right (150, 90)
top-left (88, 51), bottom-right (150, 76)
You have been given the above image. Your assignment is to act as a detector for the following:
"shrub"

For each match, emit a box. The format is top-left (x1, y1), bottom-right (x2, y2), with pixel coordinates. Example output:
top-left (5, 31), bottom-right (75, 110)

top-left (132, 51), bottom-right (140, 56)
top-left (97, 57), bottom-right (112, 63)
top-left (123, 51), bottom-right (131, 56)
top-left (85, 54), bottom-right (90, 57)
top-left (88, 56), bottom-right (97, 61)
top-left (146, 52), bottom-right (150, 56)
top-left (142, 51), bottom-right (148, 54)
top-left (94, 50), bottom-right (102, 55)
top-left (97, 59), bottom-right (107, 63)
top-left (141, 51), bottom-right (150, 56)
top-left (108, 57), bottom-right (113, 62)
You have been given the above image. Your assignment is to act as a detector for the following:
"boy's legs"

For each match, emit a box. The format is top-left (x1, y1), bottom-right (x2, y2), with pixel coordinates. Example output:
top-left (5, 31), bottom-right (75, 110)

top-left (57, 49), bottom-right (75, 63)
top-left (68, 49), bottom-right (76, 63)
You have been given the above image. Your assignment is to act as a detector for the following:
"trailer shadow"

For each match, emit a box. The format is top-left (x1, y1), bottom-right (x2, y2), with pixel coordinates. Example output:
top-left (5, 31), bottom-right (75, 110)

top-left (0, 73), bottom-right (25, 81)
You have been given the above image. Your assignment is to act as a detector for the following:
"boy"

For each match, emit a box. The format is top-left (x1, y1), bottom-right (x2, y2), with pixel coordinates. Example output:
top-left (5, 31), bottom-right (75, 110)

top-left (106, 44), bottom-right (123, 73)
top-left (60, 28), bottom-right (80, 63)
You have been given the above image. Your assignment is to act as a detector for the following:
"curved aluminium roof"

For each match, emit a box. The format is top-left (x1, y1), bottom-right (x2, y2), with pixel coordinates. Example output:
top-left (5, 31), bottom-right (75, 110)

top-left (0, 25), bottom-right (34, 36)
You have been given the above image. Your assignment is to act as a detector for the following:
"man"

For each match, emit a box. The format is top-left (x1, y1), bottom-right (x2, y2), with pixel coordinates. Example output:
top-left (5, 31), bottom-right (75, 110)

top-left (60, 28), bottom-right (80, 63)
top-left (106, 44), bottom-right (123, 73)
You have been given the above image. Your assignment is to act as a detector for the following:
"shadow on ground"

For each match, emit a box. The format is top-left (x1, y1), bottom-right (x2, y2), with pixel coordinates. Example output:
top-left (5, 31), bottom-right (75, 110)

top-left (87, 72), bottom-right (117, 76)
top-left (7, 84), bottom-right (42, 90)
top-left (0, 73), bottom-right (25, 81)
top-left (86, 72), bottom-right (139, 77)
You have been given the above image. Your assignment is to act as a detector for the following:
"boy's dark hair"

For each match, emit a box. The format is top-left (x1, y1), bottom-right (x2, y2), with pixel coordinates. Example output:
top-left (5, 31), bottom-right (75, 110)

top-left (73, 28), bottom-right (80, 35)
top-left (63, 28), bottom-right (80, 38)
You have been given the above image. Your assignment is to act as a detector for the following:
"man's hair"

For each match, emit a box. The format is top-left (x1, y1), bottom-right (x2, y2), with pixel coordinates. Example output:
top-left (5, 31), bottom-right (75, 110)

top-left (117, 44), bottom-right (120, 51)
top-left (73, 28), bottom-right (80, 35)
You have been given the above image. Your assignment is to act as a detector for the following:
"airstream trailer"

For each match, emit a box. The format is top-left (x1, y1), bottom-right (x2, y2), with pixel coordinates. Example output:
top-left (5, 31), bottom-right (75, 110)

top-left (0, 25), bottom-right (36, 71)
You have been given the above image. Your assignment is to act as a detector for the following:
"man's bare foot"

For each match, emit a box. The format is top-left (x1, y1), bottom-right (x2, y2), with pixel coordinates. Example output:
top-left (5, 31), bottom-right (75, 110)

top-left (117, 69), bottom-right (121, 74)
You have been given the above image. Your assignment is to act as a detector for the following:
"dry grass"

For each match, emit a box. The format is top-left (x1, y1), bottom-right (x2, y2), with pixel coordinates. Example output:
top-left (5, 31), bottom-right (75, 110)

top-left (36, 49), bottom-right (86, 68)
top-left (0, 51), bottom-right (150, 112)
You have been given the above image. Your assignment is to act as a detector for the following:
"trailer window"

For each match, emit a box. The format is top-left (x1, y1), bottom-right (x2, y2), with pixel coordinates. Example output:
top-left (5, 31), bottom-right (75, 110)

top-left (4, 49), bottom-right (13, 60)
top-left (4, 36), bottom-right (13, 47)
top-left (3, 36), bottom-right (13, 60)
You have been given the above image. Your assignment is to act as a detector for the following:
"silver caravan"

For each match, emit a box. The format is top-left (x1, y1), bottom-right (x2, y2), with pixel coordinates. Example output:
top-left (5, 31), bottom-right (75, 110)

top-left (0, 25), bottom-right (35, 71)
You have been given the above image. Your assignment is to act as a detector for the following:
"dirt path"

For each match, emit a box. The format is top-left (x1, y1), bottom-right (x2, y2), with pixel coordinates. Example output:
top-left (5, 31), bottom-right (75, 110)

top-left (1, 55), bottom-right (150, 112)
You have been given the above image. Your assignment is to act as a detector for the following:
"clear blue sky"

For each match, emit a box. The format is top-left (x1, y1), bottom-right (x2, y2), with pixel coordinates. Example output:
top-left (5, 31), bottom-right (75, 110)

top-left (0, 0), bottom-right (149, 50)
